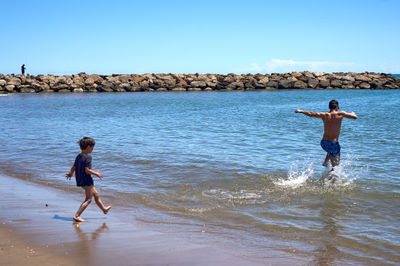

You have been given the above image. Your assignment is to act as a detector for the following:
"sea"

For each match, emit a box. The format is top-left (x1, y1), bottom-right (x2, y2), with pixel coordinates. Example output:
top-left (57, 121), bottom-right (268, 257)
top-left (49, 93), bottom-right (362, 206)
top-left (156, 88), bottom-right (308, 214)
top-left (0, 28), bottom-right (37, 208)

top-left (1, 89), bottom-right (399, 264)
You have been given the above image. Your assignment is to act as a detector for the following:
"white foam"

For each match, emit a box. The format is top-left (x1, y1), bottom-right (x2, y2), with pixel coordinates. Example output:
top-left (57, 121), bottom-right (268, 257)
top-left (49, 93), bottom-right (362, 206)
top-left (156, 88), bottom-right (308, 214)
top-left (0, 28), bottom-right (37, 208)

top-left (274, 154), bottom-right (365, 189)
top-left (274, 161), bottom-right (314, 188)
top-left (202, 189), bottom-right (262, 200)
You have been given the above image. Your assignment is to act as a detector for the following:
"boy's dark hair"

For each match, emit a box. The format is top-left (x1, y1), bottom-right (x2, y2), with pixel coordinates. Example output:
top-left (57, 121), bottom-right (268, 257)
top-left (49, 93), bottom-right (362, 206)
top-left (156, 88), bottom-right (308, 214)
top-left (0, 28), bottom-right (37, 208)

top-left (79, 137), bottom-right (96, 150)
top-left (329, 100), bottom-right (339, 110)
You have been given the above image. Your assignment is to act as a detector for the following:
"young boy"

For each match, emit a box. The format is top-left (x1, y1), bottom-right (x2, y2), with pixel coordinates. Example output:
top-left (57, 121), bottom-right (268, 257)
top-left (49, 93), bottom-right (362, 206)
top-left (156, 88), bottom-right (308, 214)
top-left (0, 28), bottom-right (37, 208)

top-left (66, 137), bottom-right (111, 222)
top-left (295, 100), bottom-right (358, 170)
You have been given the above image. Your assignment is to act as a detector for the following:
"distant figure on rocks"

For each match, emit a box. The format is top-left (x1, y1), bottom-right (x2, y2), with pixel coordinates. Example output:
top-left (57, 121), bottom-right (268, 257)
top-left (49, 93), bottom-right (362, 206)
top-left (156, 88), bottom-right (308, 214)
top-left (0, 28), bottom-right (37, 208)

top-left (21, 64), bottom-right (26, 75)
top-left (295, 100), bottom-right (358, 171)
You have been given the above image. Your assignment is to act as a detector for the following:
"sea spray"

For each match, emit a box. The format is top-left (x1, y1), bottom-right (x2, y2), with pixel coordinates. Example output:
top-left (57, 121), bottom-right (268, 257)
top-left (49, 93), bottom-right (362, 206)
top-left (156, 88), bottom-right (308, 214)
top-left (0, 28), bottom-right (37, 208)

top-left (274, 160), bottom-right (315, 188)
top-left (274, 154), bottom-right (364, 190)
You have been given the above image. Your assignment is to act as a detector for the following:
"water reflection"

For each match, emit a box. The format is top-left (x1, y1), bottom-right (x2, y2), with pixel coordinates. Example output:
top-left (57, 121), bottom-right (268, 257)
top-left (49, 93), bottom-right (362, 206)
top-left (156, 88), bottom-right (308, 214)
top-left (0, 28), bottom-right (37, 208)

top-left (72, 222), bottom-right (110, 264)
top-left (313, 198), bottom-right (341, 265)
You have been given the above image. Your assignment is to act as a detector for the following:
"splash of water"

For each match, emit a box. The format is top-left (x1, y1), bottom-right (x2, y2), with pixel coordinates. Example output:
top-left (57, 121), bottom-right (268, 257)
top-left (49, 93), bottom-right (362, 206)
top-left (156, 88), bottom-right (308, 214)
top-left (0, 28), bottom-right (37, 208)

top-left (274, 154), bottom-right (365, 189)
top-left (325, 154), bottom-right (363, 187)
top-left (274, 161), bottom-right (315, 188)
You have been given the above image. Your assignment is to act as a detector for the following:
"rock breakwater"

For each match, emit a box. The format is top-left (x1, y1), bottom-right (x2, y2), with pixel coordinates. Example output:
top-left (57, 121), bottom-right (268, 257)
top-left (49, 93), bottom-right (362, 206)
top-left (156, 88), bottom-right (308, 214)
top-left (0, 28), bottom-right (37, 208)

top-left (0, 72), bottom-right (399, 93)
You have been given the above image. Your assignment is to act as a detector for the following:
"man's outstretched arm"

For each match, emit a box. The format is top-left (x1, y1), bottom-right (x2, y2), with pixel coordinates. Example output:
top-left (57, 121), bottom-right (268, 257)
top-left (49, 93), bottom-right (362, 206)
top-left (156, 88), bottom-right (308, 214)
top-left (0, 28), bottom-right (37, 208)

top-left (295, 109), bottom-right (325, 118)
top-left (339, 111), bottom-right (358, 119)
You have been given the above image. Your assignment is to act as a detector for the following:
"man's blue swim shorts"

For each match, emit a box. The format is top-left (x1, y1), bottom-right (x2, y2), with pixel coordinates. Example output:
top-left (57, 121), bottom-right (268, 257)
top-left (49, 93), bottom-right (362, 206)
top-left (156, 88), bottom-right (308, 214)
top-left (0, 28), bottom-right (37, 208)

top-left (320, 139), bottom-right (341, 158)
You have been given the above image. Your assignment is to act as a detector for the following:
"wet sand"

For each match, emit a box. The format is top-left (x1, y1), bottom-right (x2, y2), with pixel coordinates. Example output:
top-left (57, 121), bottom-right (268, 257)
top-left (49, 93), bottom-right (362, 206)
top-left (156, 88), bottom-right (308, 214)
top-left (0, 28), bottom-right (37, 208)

top-left (0, 223), bottom-right (79, 266)
top-left (0, 175), bottom-right (261, 266)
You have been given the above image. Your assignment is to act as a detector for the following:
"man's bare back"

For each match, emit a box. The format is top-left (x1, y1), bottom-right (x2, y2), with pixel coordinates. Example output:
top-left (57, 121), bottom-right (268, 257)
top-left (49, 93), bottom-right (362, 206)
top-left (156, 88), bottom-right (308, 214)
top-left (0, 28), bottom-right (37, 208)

top-left (294, 109), bottom-right (357, 141)
top-left (321, 111), bottom-right (357, 141)
top-left (295, 100), bottom-right (357, 169)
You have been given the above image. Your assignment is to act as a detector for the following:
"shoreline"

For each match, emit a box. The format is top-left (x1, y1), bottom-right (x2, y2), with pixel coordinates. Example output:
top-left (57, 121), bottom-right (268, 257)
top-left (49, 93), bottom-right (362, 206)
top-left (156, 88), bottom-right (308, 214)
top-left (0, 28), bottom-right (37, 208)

top-left (0, 174), bottom-right (266, 265)
top-left (1, 71), bottom-right (399, 93)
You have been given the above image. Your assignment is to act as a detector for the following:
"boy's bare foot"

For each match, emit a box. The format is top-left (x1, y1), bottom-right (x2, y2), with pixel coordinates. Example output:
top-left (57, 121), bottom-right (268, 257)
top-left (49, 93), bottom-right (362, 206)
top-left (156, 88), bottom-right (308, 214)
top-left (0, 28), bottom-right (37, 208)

top-left (103, 205), bottom-right (112, 214)
top-left (73, 215), bottom-right (86, 222)
top-left (322, 162), bottom-right (328, 167)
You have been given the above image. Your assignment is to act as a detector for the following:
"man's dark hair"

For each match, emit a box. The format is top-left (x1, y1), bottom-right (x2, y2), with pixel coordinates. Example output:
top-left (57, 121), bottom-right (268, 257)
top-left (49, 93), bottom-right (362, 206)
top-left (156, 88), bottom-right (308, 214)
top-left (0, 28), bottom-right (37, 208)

top-left (329, 100), bottom-right (339, 110)
top-left (78, 137), bottom-right (96, 150)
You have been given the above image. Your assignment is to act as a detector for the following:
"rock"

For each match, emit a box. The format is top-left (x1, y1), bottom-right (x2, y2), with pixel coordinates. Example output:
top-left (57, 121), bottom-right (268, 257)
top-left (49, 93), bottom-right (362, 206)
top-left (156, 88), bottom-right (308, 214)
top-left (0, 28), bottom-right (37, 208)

top-left (204, 87), bottom-right (213, 91)
top-left (157, 75), bottom-right (176, 87)
top-left (188, 87), bottom-right (202, 91)
top-left (73, 76), bottom-right (85, 87)
top-left (314, 72), bottom-right (325, 77)
top-left (0, 72), bottom-right (398, 93)
top-left (256, 77), bottom-right (269, 85)
top-left (293, 80), bottom-right (307, 89)
top-left (303, 71), bottom-right (315, 79)
top-left (53, 84), bottom-right (70, 91)
top-left (227, 81), bottom-right (244, 90)
top-left (55, 76), bottom-right (69, 85)
top-left (85, 78), bottom-right (96, 85)
top-left (278, 78), bottom-right (296, 89)
top-left (206, 80), bottom-right (218, 88)
top-left (308, 79), bottom-right (319, 88)
top-left (117, 75), bottom-right (130, 83)
top-left (172, 87), bottom-right (186, 91)
top-left (342, 75), bottom-right (355, 82)
top-left (88, 74), bottom-right (103, 84)
top-left (190, 81), bottom-right (207, 88)
top-left (244, 82), bottom-right (255, 90)
top-left (176, 78), bottom-right (188, 87)
top-left (318, 78), bottom-right (330, 88)
top-left (119, 83), bottom-right (131, 91)
top-left (372, 80), bottom-right (386, 89)
top-left (99, 87), bottom-right (114, 92)
top-left (5, 85), bottom-right (15, 92)
top-left (330, 79), bottom-right (342, 87)
top-left (6, 77), bottom-right (21, 86)
top-left (18, 85), bottom-right (35, 93)
top-left (73, 88), bottom-right (84, 93)
top-left (265, 80), bottom-right (278, 88)
top-left (384, 82), bottom-right (398, 89)
top-left (132, 76), bottom-right (145, 83)
top-left (139, 80), bottom-right (150, 88)
top-left (356, 75), bottom-right (371, 82)
top-left (291, 72), bottom-right (303, 79)
top-left (278, 80), bottom-right (291, 89)
top-left (359, 82), bottom-right (371, 89)
top-left (342, 85), bottom-right (355, 89)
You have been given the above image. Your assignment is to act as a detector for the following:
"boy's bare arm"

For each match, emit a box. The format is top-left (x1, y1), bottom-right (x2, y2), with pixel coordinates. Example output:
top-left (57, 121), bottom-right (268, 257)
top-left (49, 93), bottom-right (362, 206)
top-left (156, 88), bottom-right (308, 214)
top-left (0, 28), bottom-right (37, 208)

top-left (85, 167), bottom-right (103, 179)
top-left (66, 166), bottom-right (75, 179)
top-left (295, 109), bottom-right (325, 118)
top-left (339, 111), bottom-right (358, 119)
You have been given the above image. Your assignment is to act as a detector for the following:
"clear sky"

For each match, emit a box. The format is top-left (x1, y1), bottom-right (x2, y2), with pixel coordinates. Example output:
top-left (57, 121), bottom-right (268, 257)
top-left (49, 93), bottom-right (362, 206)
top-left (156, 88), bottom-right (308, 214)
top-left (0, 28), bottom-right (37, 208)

top-left (1, 0), bottom-right (399, 75)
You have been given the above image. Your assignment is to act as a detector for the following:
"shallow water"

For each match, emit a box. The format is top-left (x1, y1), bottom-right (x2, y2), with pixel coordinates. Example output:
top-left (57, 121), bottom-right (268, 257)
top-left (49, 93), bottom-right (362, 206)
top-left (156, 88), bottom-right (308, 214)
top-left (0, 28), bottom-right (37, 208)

top-left (1, 90), bottom-right (399, 264)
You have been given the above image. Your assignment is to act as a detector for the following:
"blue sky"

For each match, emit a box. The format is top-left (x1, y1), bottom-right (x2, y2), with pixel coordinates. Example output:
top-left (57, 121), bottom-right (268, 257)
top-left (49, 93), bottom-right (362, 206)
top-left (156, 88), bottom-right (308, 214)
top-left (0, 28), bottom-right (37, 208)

top-left (1, 0), bottom-right (399, 75)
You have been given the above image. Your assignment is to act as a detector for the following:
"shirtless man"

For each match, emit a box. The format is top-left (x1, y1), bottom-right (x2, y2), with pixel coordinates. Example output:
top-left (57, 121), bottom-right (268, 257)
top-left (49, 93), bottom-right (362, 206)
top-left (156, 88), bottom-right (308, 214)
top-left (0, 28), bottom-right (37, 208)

top-left (295, 100), bottom-right (358, 170)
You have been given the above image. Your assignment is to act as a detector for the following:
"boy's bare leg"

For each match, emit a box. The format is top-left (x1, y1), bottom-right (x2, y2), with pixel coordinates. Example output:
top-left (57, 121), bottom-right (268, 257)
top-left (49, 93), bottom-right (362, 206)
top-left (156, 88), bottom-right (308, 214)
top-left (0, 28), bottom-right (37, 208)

top-left (74, 186), bottom-right (94, 222)
top-left (322, 153), bottom-right (330, 167)
top-left (92, 187), bottom-right (112, 214)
